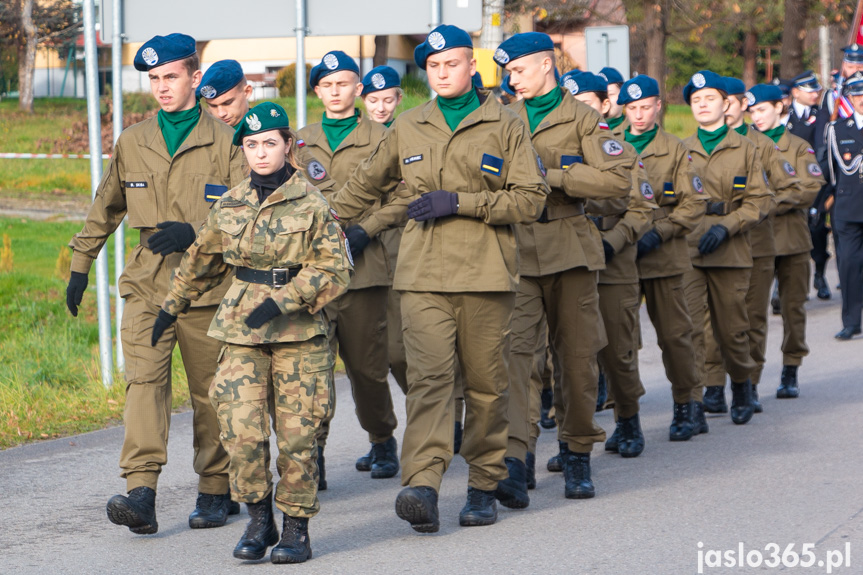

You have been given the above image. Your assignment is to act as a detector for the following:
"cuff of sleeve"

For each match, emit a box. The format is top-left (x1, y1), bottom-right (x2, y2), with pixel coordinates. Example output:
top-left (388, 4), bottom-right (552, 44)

top-left (653, 222), bottom-right (673, 242)
top-left (456, 193), bottom-right (481, 217)
top-left (603, 228), bottom-right (628, 253)
top-left (545, 168), bottom-right (563, 190)
top-left (70, 251), bottom-right (95, 275)
top-left (359, 219), bottom-right (384, 239)
top-left (162, 291), bottom-right (191, 317)
top-left (719, 215), bottom-right (741, 236)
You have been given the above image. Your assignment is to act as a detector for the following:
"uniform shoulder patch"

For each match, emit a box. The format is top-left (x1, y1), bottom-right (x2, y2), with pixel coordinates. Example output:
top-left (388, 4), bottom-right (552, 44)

top-left (329, 207), bottom-right (340, 221)
top-left (536, 155), bottom-right (547, 177)
top-left (297, 139), bottom-right (306, 148)
top-left (598, 121), bottom-right (609, 130)
top-left (783, 161), bottom-right (797, 176)
top-left (640, 181), bottom-right (654, 200)
top-left (602, 139), bottom-right (624, 156)
top-left (692, 176), bottom-right (704, 193)
top-left (807, 147), bottom-right (815, 154)
top-left (808, 163), bottom-right (823, 177)
top-left (343, 235), bottom-right (354, 267)
top-left (307, 160), bottom-right (327, 181)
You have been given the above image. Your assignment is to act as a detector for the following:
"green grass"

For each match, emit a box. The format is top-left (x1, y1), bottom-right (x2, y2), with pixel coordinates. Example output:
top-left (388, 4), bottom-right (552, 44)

top-left (0, 217), bottom-right (193, 449)
top-left (663, 104), bottom-right (699, 139)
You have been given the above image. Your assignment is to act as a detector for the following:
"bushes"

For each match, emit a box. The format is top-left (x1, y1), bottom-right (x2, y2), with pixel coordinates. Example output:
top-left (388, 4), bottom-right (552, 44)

top-left (401, 73), bottom-right (430, 99)
top-left (275, 63), bottom-right (314, 98)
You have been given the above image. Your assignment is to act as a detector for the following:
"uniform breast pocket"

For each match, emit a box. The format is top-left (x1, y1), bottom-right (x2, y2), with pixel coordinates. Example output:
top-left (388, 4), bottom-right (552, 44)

top-left (270, 211), bottom-right (314, 265)
top-left (401, 145), bottom-right (436, 192)
top-left (124, 173), bottom-right (157, 228)
top-left (217, 218), bottom-right (248, 260)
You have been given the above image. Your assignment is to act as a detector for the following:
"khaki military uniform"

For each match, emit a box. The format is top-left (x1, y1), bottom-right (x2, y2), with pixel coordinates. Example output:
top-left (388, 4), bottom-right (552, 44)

top-left (704, 126), bottom-right (797, 386)
top-left (298, 112), bottom-right (405, 447)
top-left (635, 126), bottom-right (707, 405)
top-left (162, 171), bottom-right (351, 517)
top-left (588, 159), bottom-right (655, 420)
top-left (507, 90), bottom-right (635, 459)
top-left (69, 108), bottom-right (246, 493)
top-left (330, 91), bottom-right (549, 492)
top-left (682, 128), bottom-right (773, 396)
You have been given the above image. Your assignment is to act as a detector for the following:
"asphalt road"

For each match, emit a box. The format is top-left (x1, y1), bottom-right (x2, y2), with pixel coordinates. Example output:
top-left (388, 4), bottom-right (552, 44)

top-left (2, 265), bottom-right (861, 575)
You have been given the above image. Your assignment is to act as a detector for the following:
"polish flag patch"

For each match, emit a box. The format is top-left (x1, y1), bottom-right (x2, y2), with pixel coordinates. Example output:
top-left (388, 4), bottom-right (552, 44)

top-left (599, 122), bottom-right (609, 130)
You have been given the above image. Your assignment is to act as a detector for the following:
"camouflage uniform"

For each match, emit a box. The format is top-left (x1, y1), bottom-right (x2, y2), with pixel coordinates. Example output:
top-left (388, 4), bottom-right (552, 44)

top-left (161, 170), bottom-right (351, 517)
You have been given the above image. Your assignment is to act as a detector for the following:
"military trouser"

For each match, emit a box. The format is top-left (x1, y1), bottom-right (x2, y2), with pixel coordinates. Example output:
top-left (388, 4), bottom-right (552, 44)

top-left (318, 286), bottom-right (396, 446)
top-left (705, 256), bottom-right (775, 386)
top-left (509, 268), bottom-right (607, 457)
top-left (210, 336), bottom-right (332, 519)
top-left (834, 220), bottom-right (863, 330)
top-left (527, 322), bottom-right (554, 454)
top-left (640, 274), bottom-right (700, 404)
top-left (684, 267), bottom-right (755, 401)
top-left (775, 252), bottom-right (811, 365)
top-left (400, 291), bottom-right (513, 492)
top-left (597, 282), bottom-right (645, 420)
top-left (386, 287), bottom-right (409, 395)
top-left (119, 296), bottom-right (229, 494)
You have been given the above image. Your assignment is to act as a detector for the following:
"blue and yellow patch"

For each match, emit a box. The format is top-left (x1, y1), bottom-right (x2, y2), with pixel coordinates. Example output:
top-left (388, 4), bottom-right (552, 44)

top-left (481, 153), bottom-right (504, 175)
top-left (733, 176), bottom-right (747, 190)
top-left (205, 184), bottom-right (228, 202)
top-left (561, 155), bottom-right (583, 169)
top-left (663, 182), bottom-right (675, 196)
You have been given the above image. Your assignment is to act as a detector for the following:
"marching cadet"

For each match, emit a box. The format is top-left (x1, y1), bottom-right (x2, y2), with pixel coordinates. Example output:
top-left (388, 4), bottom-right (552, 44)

top-left (598, 66), bottom-right (626, 131)
top-left (700, 77), bottom-right (796, 414)
top-left (746, 84), bottom-right (825, 395)
top-left (618, 74), bottom-right (708, 441)
top-left (65, 34), bottom-right (246, 534)
top-left (152, 102), bottom-right (351, 563)
top-left (298, 51), bottom-right (403, 485)
top-left (561, 70), bottom-right (654, 457)
top-left (493, 34), bottom-right (633, 505)
top-left (681, 70), bottom-right (772, 427)
top-left (825, 71), bottom-right (863, 340)
top-left (329, 24), bottom-right (549, 531)
top-left (198, 59), bottom-right (253, 127)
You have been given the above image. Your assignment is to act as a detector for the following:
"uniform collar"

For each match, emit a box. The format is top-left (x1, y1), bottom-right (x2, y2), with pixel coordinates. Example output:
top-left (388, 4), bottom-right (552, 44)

top-left (639, 125), bottom-right (671, 159)
top-left (143, 106), bottom-right (217, 161)
top-left (855, 110), bottom-right (863, 130)
top-left (688, 126), bottom-right (743, 157)
top-left (302, 111), bottom-right (374, 155)
top-left (792, 100), bottom-right (810, 119)
top-left (512, 87), bottom-right (582, 134)
top-left (419, 89), bottom-right (501, 134)
top-left (241, 169), bottom-right (309, 209)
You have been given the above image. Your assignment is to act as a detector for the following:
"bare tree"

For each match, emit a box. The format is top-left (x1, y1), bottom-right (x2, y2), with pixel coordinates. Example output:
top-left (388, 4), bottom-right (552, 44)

top-left (18, 0), bottom-right (36, 112)
top-left (373, 36), bottom-right (389, 68)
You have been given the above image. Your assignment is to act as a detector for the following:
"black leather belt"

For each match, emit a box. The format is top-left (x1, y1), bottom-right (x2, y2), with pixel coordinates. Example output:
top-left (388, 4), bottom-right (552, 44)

top-left (537, 201), bottom-right (585, 223)
top-left (236, 266), bottom-right (300, 287)
top-left (588, 214), bottom-right (623, 231)
top-left (705, 201), bottom-right (726, 216)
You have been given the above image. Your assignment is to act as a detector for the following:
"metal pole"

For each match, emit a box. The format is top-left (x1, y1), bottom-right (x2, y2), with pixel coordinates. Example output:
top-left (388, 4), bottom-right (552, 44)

top-left (112, 0), bottom-right (125, 372)
top-left (431, 0), bottom-right (441, 28)
top-left (83, 0), bottom-right (114, 387)
top-left (295, 0), bottom-right (307, 129)
top-left (820, 24), bottom-right (831, 90)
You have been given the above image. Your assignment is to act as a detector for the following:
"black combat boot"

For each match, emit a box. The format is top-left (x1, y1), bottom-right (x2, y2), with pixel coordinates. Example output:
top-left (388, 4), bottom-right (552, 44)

top-left (814, 273), bottom-right (831, 300)
top-left (494, 457), bottom-right (530, 509)
top-left (454, 421), bottom-right (463, 454)
top-left (547, 440), bottom-right (565, 472)
top-left (617, 413), bottom-right (645, 457)
top-left (525, 452), bottom-right (537, 490)
top-left (751, 385), bottom-right (763, 413)
top-left (730, 379), bottom-right (754, 424)
top-left (702, 385), bottom-right (728, 413)
top-left (233, 493), bottom-right (279, 560)
top-left (370, 436), bottom-right (399, 479)
top-left (355, 446), bottom-right (372, 472)
top-left (270, 515), bottom-right (312, 564)
top-left (395, 486), bottom-right (440, 533)
top-left (776, 365), bottom-right (800, 398)
top-left (669, 401), bottom-right (694, 441)
top-left (316, 446), bottom-right (327, 491)
top-left (106, 486), bottom-right (158, 534)
top-left (691, 401), bottom-right (709, 435)
top-left (459, 487), bottom-right (498, 527)
top-left (540, 387), bottom-right (556, 429)
top-left (562, 448), bottom-right (595, 499)
top-left (605, 420), bottom-right (622, 452)
top-left (189, 491), bottom-right (235, 529)
top-left (595, 371), bottom-right (608, 412)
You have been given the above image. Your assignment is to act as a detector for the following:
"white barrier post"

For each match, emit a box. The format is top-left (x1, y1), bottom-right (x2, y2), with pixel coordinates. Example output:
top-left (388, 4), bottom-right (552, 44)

top-left (112, 0), bottom-right (125, 373)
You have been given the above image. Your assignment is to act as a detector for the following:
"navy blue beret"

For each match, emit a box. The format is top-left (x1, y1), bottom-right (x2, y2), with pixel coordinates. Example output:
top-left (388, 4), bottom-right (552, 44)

top-left (134, 33), bottom-right (196, 72)
top-left (617, 75), bottom-right (659, 105)
top-left (843, 72), bottom-right (863, 96)
top-left (744, 84), bottom-right (784, 107)
top-left (598, 67), bottom-right (624, 85)
top-left (560, 70), bottom-right (607, 96)
top-left (844, 43), bottom-right (863, 64)
top-left (500, 74), bottom-right (515, 96)
top-left (770, 77), bottom-right (792, 97)
top-left (791, 70), bottom-right (822, 92)
top-left (683, 70), bottom-right (727, 104)
top-left (492, 32), bottom-right (554, 66)
top-left (309, 50), bottom-right (360, 88)
top-left (198, 60), bottom-right (244, 100)
top-left (414, 25), bottom-right (473, 70)
top-left (723, 77), bottom-right (746, 96)
top-left (472, 72), bottom-right (484, 89)
top-left (362, 66), bottom-right (400, 95)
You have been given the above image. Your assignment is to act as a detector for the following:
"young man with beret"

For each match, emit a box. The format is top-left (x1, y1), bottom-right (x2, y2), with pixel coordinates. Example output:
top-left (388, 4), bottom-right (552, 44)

top-left (329, 24), bottom-right (549, 531)
top-left (66, 33), bottom-right (246, 534)
top-left (297, 51), bottom-right (404, 487)
top-left (198, 59), bottom-right (253, 128)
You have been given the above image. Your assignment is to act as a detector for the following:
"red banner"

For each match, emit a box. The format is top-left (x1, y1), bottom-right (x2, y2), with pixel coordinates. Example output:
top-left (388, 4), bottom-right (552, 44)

top-left (853, 0), bottom-right (863, 45)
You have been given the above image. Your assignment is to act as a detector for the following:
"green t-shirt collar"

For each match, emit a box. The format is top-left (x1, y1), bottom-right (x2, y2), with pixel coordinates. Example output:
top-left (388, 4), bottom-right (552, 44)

top-left (524, 87), bottom-right (563, 132)
top-left (624, 124), bottom-right (658, 155)
top-left (157, 105), bottom-right (200, 157)
top-left (321, 108), bottom-right (360, 151)
top-left (607, 114), bottom-right (625, 130)
top-left (734, 122), bottom-right (748, 137)
top-left (436, 89), bottom-right (481, 132)
top-left (762, 124), bottom-right (786, 143)
top-left (697, 123), bottom-right (729, 156)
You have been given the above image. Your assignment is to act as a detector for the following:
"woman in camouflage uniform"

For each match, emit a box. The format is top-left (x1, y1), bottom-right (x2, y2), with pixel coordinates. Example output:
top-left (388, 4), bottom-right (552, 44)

top-left (151, 102), bottom-right (351, 564)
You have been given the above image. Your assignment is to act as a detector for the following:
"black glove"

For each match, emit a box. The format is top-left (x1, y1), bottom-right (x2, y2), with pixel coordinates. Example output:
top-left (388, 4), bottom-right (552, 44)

top-left (536, 208), bottom-right (549, 223)
top-left (697, 224), bottom-right (729, 255)
top-left (147, 221), bottom-right (196, 256)
top-left (407, 190), bottom-right (459, 221)
top-left (245, 298), bottom-right (282, 329)
top-left (344, 225), bottom-right (370, 258)
top-left (602, 240), bottom-right (615, 263)
top-left (66, 271), bottom-right (88, 317)
top-left (636, 229), bottom-right (663, 259)
top-left (150, 310), bottom-right (178, 347)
